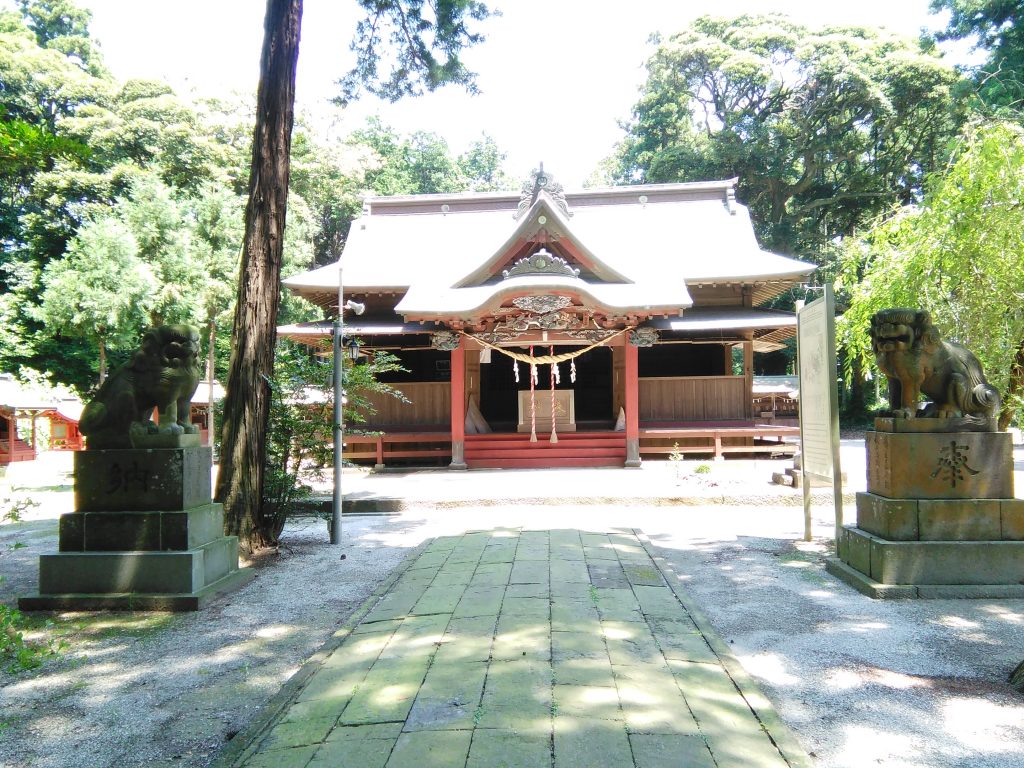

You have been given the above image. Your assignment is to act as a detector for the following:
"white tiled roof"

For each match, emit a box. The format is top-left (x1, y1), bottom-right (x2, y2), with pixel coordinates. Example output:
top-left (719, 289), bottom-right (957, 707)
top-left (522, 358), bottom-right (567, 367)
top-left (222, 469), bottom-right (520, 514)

top-left (283, 180), bottom-right (814, 318)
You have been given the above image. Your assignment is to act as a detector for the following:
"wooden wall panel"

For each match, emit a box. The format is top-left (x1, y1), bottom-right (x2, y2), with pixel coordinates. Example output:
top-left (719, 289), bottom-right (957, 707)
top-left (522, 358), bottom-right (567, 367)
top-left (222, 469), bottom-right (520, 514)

top-left (360, 382), bottom-right (452, 426)
top-left (639, 376), bottom-right (746, 422)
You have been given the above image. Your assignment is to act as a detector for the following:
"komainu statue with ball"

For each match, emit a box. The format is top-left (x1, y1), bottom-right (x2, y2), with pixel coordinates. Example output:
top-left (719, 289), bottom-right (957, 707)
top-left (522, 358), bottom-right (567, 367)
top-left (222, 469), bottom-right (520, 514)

top-left (80, 324), bottom-right (203, 449)
top-left (869, 308), bottom-right (1000, 422)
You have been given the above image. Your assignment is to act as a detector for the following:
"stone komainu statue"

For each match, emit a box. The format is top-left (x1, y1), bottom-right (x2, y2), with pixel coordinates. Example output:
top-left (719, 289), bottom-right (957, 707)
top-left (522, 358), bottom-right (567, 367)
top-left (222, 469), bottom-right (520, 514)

top-left (79, 324), bottom-right (203, 449)
top-left (869, 308), bottom-right (1000, 421)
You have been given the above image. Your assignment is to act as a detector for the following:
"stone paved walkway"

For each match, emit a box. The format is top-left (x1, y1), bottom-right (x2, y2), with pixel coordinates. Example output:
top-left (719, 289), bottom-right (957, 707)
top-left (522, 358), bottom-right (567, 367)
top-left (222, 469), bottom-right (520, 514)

top-left (218, 529), bottom-right (811, 768)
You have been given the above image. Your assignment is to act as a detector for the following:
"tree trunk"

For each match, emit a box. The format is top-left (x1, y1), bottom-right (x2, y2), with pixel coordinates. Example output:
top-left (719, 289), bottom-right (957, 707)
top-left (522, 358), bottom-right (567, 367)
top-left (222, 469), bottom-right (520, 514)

top-left (98, 337), bottom-right (107, 386)
top-left (215, 0), bottom-right (303, 552)
top-left (206, 315), bottom-right (216, 449)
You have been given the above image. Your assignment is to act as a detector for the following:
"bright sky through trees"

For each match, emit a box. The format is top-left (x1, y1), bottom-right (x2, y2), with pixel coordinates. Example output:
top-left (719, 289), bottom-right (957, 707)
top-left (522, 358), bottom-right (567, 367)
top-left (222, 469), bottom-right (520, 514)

top-left (58, 2), bottom-right (969, 185)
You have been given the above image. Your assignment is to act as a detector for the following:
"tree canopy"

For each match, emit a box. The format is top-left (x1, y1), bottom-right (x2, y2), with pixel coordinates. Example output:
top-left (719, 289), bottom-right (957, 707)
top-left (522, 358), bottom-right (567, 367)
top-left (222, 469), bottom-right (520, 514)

top-left (611, 14), bottom-right (966, 258)
top-left (932, 0), bottom-right (1024, 111)
top-left (0, 0), bottom-right (510, 397)
top-left (838, 120), bottom-right (1024, 427)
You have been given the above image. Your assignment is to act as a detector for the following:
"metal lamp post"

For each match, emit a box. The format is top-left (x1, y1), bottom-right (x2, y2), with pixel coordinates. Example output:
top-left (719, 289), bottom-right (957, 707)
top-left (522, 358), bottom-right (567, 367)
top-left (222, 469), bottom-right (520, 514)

top-left (332, 262), bottom-right (364, 546)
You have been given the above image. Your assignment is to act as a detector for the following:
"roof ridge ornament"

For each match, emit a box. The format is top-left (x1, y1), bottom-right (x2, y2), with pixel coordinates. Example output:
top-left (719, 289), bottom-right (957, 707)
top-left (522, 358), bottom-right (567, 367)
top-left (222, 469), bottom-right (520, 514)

top-left (503, 248), bottom-right (580, 280)
top-left (513, 163), bottom-right (573, 220)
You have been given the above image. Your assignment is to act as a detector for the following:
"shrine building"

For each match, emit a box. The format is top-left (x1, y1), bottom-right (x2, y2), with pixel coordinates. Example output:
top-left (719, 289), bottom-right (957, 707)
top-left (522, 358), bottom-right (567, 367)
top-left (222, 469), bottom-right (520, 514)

top-left (280, 171), bottom-right (814, 469)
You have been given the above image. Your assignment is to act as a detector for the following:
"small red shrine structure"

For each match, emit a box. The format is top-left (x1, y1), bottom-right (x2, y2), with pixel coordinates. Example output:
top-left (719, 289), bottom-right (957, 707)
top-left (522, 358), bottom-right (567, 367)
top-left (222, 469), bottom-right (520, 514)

top-left (281, 172), bottom-right (814, 469)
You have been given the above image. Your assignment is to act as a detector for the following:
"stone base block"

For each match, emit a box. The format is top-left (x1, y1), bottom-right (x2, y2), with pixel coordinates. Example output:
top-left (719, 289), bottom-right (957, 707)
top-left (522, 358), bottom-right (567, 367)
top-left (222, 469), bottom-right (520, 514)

top-left (825, 557), bottom-right (1024, 600)
top-left (834, 525), bottom-right (1024, 589)
top-left (856, 493), bottom-right (919, 540)
top-left (866, 429), bottom-right (1012, 499)
top-left (874, 417), bottom-right (998, 433)
top-left (18, 568), bottom-right (255, 611)
top-left (75, 447), bottom-right (212, 512)
top-left (35, 536), bottom-right (241, 596)
top-left (856, 493), bottom-right (1020, 541)
top-left (58, 503), bottom-right (224, 552)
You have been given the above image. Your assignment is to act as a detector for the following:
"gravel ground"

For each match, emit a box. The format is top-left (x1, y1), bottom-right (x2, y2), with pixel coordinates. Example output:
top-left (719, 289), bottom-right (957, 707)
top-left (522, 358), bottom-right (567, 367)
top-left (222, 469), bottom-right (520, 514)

top-left (1, 453), bottom-right (1023, 768)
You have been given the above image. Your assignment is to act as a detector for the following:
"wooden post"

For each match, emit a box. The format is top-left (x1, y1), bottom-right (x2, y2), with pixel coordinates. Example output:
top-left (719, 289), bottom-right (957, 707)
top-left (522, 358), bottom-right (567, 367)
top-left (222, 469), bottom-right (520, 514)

top-left (612, 345), bottom-right (625, 419)
top-left (625, 341), bottom-right (641, 467)
top-left (743, 338), bottom-right (754, 420)
top-left (450, 341), bottom-right (468, 469)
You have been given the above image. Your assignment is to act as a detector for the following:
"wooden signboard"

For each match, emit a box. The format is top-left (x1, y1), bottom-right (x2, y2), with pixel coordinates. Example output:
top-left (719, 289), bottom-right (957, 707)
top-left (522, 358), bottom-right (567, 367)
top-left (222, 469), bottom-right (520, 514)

top-left (797, 285), bottom-right (843, 540)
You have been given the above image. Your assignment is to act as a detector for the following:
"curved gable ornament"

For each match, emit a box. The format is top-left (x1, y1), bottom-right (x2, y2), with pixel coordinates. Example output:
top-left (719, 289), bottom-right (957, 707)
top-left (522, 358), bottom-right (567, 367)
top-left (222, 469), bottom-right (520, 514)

top-left (513, 166), bottom-right (573, 220)
top-left (502, 249), bottom-right (580, 280)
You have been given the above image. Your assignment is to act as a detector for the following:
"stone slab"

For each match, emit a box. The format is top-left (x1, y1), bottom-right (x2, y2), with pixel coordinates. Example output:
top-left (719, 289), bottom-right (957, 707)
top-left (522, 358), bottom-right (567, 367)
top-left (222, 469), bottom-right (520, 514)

top-left (866, 429), bottom-right (1012, 499)
top-left (18, 564), bottom-right (255, 611)
top-left (58, 504), bottom-right (224, 552)
top-left (874, 417), bottom-right (998, 433)
top-left (855, 493), bottom-right (919, 540)
top-left (836, 526), bottom-right (1024, 586)
top-left (130, 432), bottom-right (202, 449)
top-left (36, 536), bottom-right (240, 594)
top-left (75, 446), bottom-right (212, 512)
top-left (826, 556), bottom-right (1024, 600)
top-left (918, 499), bottom-right (1001, 540)
top-left (1002, 499), bottom-right (1024, 540)
top-left (209, 529), bottom-right (815, 768)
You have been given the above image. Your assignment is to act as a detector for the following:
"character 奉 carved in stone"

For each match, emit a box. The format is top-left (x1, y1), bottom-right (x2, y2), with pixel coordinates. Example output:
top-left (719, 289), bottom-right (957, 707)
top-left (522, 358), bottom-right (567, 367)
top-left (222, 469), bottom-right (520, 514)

top-left (80, 324), bottom-right (203, 449)
top-left (870, 308), bottom-right (1000, 420)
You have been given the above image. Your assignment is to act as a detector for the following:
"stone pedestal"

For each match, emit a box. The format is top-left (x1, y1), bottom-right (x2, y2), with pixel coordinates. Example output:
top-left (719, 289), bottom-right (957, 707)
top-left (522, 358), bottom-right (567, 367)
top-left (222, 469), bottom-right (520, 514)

top-left (826, 419), bottom-right (1024, 599)
top-left (19, 447), bottom-right (254, 611)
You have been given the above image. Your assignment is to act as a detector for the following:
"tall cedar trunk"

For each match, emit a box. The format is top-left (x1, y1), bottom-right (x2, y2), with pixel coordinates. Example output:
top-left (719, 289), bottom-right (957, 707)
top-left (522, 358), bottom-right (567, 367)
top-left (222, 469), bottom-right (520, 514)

top-left (98, 337), bottom-right (107, 386)
top-left (206, 316), bottom-right (216, 448)
top-left (215, 0), bottom-right (302, 552)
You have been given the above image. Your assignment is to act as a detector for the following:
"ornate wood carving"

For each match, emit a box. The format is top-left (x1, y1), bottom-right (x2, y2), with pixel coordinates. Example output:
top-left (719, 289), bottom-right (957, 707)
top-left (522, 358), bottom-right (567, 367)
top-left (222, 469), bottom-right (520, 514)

top-left (513, 166), bottom-right (573, 220)
top-left (512, 295), bottom-right (573, 314)
top-left (430, 331), bottom-right (461, 351)
top-left (628, 328), bottom-right (659, 347)
top-left (502, 249), bottom-right (580, 280)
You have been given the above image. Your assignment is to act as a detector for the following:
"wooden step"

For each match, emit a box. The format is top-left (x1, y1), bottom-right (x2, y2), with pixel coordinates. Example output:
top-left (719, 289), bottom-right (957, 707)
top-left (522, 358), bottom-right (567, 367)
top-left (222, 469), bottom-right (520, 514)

top-left (466, 447), bottom-right (626, 460)
top-left (467, 456), bottom-right (626, 469)
top-left (465, 432), bottom-right (622, 442)
top-left (465, 438), bottom-right (624, 452)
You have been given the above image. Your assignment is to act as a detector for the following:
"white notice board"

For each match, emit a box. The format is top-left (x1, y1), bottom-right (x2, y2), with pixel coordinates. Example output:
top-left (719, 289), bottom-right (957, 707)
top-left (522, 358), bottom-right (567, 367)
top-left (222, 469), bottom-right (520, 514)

top-left (796, 285), bottom-right (843, 540)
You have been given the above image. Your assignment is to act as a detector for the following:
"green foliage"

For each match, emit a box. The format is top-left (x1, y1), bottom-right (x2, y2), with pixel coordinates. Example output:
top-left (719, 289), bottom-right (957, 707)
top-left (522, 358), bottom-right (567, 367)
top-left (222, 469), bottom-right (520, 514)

top-left (931, 0), bottom-right (1024, 112)
top-left (0, 115), bottom-right (88, 175)
top-left (613, 14), bottom-right (965, 257)
top-left (0, 579), bottom-right (61, 673)
top-left (259, 341), bottom-right (409, 545)
top-left (337, 0), bottom-right (494, 107)
top-left (35, 215), bottom-right (155, 380)
top-left (2, 490), bottom-right (40, 523)
top-left (1, 605), bottom-right (50, 672)
top-left (349, 118), bottom-right (513, 196)
top-left (838, 120), bottom-right (1024, 426)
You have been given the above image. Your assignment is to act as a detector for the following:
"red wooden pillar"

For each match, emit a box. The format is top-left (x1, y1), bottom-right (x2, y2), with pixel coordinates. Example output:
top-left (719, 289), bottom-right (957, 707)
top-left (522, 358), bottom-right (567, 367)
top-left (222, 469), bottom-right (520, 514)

top-left (450, 340), bottom-right (468, 469)
top-left (624, 341), bottom-right (641, 467)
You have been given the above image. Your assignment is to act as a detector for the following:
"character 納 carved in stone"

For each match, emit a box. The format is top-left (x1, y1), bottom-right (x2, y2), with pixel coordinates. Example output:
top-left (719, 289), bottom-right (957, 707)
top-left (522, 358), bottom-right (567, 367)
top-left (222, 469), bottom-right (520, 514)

top-left (79, 324), bottom-right (203, 449)
top-left (869, 308), bottom-right (1000, 420)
